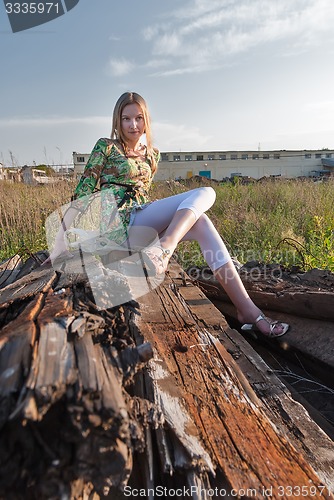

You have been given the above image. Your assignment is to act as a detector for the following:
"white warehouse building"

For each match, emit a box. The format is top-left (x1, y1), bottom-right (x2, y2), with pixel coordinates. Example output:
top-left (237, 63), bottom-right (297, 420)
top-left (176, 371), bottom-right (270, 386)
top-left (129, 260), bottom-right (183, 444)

top-left (73, 148), bottom-right (334, 181)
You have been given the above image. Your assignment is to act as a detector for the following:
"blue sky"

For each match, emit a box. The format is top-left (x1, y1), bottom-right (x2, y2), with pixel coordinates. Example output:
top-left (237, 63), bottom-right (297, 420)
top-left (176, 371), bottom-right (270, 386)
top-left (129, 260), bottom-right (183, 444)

top-left (1, 0), bottom-right (334, 167)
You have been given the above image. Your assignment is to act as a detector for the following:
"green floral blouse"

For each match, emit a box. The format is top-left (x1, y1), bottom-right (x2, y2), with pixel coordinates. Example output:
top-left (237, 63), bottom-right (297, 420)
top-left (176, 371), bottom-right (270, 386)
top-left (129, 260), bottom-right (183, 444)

top-left (71, 138), bottom-right (159, 244)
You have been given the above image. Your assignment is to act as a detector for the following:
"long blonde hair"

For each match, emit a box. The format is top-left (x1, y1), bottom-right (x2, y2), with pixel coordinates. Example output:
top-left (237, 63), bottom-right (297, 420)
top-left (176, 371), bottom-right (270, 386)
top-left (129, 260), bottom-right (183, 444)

top-left (111, 92), bottom-right (158, 174)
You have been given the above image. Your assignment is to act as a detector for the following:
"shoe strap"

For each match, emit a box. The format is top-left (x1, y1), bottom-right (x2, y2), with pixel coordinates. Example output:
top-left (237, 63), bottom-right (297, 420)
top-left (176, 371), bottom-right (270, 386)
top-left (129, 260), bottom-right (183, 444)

top-left (161, 248), bottom-right (171, 259)
top-left (255, 314), bottom-right (280, 334)
top-left (255, 314), bottom-right (266, 324)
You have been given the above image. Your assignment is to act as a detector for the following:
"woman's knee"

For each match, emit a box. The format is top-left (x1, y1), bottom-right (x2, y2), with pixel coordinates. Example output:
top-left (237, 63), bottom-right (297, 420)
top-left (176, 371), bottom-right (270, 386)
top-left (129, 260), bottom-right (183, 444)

top-left (191, 186), bottom-right (216, 214)
top-left (197, 186), bottom-right (216, 204)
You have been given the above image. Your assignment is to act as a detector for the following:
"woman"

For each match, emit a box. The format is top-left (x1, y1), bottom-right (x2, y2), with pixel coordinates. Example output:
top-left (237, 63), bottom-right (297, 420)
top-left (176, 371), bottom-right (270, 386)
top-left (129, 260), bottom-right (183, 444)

top-left (45, 91), bottom-right (289, 337)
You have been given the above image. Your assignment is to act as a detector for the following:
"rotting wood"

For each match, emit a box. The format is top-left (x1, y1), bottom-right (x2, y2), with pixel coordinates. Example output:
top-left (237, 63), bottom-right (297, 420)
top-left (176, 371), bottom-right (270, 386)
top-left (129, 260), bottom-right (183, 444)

top-left (190, 266), bottom-right (334, 383)
top-left (189, 264), bottom-right (334, 320)
top-left (0, 259), bottom-right (155, 498)
top-left (133, 273), bottom-right (333, 498)
top-left (0, 254), bottom-right (23, 289)
top-left (14, 250), bottom-right (49, 280)
top-left (171, 275), bottom-right (334, 491)
top-left (220, 317), bottom-right (334, 490)
top-left (0, 267), bottom-right (57, 309)
top-left (0, 255), bottom-right (333, 498)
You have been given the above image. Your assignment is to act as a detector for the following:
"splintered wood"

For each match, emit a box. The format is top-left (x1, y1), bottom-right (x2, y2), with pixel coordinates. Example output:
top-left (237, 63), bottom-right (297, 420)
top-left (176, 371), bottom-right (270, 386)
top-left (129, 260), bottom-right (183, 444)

top-left (0, 258), bottom-right (152, 498)
top-left (135, 276), bottom-right (333, 498)
top-left (190, 265), bottom-right (334, 384)
top-left (0, 255), bottom-right (333, 499)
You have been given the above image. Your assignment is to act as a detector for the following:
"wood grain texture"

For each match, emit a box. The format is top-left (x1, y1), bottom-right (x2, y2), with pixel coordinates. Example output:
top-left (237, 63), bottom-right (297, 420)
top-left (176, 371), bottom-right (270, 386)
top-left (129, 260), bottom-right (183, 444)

top-left (135, 273), bottom-right (334, 498)
top-left (0, 256), bottom-right (333, 499)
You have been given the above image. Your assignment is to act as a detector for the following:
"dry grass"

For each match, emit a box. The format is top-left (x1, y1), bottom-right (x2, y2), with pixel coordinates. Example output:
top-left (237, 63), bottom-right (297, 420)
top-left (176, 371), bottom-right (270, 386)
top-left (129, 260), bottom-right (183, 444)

top-left (0, 180), bottom-right (75, 260)
top-left (1, 178), bottom-right (334, 271)
top-left (152, 178), bottom-right (334, 271)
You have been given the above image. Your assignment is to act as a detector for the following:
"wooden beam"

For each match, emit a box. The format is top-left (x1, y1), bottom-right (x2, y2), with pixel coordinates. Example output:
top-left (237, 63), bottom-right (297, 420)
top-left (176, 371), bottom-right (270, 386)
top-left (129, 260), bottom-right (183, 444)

top-left (0, 257), bottom-right (333, 498)
top-left (135, 270), bottom-right (334, 497)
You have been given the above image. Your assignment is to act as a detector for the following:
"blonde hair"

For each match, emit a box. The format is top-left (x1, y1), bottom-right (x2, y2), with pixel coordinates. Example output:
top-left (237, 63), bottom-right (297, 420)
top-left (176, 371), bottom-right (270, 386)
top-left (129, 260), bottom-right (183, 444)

top-left (111, 92), bottom-right (158, 174)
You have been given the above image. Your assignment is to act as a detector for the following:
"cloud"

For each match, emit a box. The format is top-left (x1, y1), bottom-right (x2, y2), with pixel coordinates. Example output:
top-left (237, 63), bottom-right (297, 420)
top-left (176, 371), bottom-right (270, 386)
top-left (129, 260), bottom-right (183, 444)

top-left (108, 57), bottom-right (135, 77)
top-left (0, 115), bottom-right (109, 128)
top-left (305, 100), bottom-right (334, 111)
top-left (143, 0), bottom-right (334, 75)
top-left (150, 64), bottom-right (216, 77)
top-left (145, 58), bottom-right (171, 69)
top-left (108, 35), bottom-right (121, 41)
top-left (153, 32), bottom-right (181, 56)
top-left (142, 26), bottom-right (159, 41)
top-left (153, 121), bottom-right (212, 151)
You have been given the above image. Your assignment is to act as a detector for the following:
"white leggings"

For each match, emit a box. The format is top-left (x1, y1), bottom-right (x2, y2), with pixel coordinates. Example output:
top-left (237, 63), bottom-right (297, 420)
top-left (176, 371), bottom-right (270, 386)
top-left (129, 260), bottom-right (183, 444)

top-left (130, 187), bottom-right (232, 271)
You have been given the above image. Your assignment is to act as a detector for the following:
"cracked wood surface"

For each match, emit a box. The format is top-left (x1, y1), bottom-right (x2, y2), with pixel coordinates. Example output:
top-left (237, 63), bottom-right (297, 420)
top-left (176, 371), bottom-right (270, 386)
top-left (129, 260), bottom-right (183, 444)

top-left (192, 268), bottom-right (334, 378)
top-left (135, 269), bottom-right (334, 498)
top-left (0, 261), bottom-right (152, 498)
top-left (0, 254), bottom-right (333, 499)
top-left (174, 277), bottom-right (334, 492)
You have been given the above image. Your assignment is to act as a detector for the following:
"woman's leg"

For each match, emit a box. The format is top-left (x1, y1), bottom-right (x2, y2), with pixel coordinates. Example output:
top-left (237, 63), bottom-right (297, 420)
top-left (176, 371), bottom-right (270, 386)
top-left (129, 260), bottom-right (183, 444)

top-left (183, 215), bottom-right (287, 336)
top-left (128, 187), bottom-right (216, 250)
top-left (213, 260), bottom-right (263, 324)
top-left (214, 261), bottom-right (287, 335)
top-left (130, 188), bottom-right (288, 336)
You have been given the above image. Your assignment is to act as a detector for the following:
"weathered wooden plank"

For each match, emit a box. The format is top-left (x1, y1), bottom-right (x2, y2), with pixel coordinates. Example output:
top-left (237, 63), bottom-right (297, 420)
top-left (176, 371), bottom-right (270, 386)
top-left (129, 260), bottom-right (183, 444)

top-left (193, 268), bottom-right (334, 320)
top-left (0, 254), bottom-right (22, 269)
top-left (135, 275), bottom-right (334, 498)
top-left (0, 267), bottom-right (57, 308)
top-left (12, 291), bottom-right (75, 420)
top-left (0, 293), bottom-right (46, 428)
top-left (177, 277), bottom-right (334, 491)
top-left (0, 264), bottom-right (152, 497)
top-left (14, 250), bottom-right (49, 280)
top-left (221, 317), bottom-right (334, 490)
top-left (217, 299), bottom-right (334, 374)
top-left (0, 291), bottom-right (44, 345)
top-left (32, 321), bottom-right (76, 412)
top-left (193, 271), bottom-right (334, 378)
top-left (0, 254), bottom-right (23, 289)
top-left (1, 255), bottom-right (333, 498)
top-left (73, 333), bottom-right (128, 415)
top-left (242, 287), bottom-right (334, 321)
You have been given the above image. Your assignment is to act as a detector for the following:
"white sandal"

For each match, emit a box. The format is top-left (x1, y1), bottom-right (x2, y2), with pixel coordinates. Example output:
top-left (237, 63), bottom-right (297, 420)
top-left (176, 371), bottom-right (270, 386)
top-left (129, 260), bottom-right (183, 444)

top-left (142, 246), bottom-right (172, 275)
top-left (241, 314), bottom-right (289, 338)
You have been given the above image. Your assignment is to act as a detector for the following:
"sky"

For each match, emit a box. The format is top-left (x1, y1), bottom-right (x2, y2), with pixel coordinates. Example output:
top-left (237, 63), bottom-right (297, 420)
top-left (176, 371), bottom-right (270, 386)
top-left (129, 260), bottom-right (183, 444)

top-left (1, 0), bottom-right (334, 168)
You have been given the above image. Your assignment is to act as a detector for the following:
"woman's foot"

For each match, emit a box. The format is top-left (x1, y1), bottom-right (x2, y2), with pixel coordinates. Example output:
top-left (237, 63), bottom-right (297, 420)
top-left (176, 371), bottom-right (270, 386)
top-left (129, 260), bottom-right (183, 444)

top-left (238, 311), bottom-right (289, 338)
top-left (142, 245), bottom-right (172, 275)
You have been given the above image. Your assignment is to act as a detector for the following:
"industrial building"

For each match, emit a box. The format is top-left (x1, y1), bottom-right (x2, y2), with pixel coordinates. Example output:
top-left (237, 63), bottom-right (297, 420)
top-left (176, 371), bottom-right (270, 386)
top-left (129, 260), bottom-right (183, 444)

top-left (73, 148), bottom-right (334, 181)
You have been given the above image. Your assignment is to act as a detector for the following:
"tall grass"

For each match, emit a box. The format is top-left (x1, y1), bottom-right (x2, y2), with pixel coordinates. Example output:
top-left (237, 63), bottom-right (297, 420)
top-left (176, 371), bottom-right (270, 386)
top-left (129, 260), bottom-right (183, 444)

top-left (210, 179), bottom-right (334, 270)
top-left (151, 178), bottom-right (334, 271)
top-left (1, 178), bottom-right (334, 271)
top-left (0, 180), bottom-right (74, 261)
